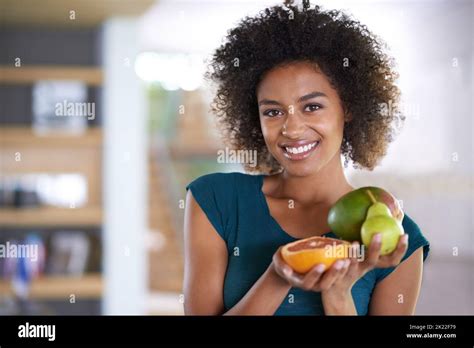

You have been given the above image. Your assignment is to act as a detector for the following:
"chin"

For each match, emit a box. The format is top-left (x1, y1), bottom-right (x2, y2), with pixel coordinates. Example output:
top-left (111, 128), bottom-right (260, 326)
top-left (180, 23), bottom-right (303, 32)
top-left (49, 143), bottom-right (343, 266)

top-left (286, 164), bottom-right (322, 177)
top-left (275, 157), bottom-right (323, 177)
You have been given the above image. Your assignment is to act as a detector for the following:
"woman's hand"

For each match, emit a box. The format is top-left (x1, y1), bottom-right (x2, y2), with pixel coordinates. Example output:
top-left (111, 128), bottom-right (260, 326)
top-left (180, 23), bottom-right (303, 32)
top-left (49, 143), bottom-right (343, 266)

top-left (271, 232), bottom-right (409, 295)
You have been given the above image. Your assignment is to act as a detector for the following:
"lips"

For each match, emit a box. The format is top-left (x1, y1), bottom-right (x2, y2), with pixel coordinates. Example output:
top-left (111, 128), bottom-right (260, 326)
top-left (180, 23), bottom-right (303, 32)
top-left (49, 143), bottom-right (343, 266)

top-left (280, 140), bottom-right (320, 161)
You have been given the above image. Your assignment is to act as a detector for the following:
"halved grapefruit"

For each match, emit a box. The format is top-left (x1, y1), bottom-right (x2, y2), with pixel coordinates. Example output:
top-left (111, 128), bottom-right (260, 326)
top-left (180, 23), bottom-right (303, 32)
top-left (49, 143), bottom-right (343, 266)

top-left (281, 236), bottom-right (351, 274)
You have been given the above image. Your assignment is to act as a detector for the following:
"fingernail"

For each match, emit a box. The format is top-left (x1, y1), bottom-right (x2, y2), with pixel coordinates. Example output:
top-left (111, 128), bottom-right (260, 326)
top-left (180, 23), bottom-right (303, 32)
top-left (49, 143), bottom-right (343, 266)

top-left (316, 264), bottom-right (326, 273)
top-left (283, 268), bottom-right (292, 276)
top-left (334, 261), bottom-right (343, 270)
top-left (374, 233), bottom-right (382, 243)
top-left (402, 235), bottom-right (408, 244)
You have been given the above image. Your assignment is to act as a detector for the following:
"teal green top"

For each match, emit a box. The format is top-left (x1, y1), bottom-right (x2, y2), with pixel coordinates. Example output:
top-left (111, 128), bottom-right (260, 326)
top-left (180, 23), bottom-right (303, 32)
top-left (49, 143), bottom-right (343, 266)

top-left (186, 172), bottom-right (430, 315)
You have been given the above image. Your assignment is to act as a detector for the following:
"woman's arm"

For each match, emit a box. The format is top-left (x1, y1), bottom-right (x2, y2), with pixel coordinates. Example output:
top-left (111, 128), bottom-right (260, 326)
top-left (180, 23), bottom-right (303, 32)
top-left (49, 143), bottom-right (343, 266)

top-left (183, 190), bottom-right (227, 314)
top-left (183, 190), bottom-right (291, 315)
top-left (223, 265), bottom-right (292, 315)
top-left (368, 247), bottom-right (424, 315)
top-left (321, 290), bottom-right (357, 315)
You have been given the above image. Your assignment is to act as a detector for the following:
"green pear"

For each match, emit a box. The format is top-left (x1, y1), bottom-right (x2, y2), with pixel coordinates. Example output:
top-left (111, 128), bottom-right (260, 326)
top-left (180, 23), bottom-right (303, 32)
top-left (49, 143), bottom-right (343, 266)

top-left (361, 216), bottom-right (405, 255)
top-left (328, 187), bottom-right (404, 242)
top-left (366, 202), bottom-right (393, 219)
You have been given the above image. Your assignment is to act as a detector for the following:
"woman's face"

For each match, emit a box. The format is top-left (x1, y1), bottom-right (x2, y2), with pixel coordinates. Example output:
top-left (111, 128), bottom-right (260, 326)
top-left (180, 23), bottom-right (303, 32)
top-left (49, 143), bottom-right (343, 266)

top-left (256, 61), bottom-right (348, 177)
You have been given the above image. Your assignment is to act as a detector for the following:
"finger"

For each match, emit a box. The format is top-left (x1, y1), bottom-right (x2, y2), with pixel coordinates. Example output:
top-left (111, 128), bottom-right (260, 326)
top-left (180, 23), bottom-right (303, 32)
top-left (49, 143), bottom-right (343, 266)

top-left (350, 241), bottom-right (360, 262)
top-left (325, 259), bottom-right (351, 289)
top-left (349, 241), bottom-right (362, 265)
top-left (285, 270), bottom-right (307, 288)
top-left (273, 247), bottom-right (293, 277)
top-left (351, 240), bottom-right (360, 248)
top-left (350, 241), bottom-right (360, 257)
top-left (301, 264), bottom-right (326, 290)
top-left (273, 248), bottom-right (317, 287)
top-left (346, 256), bottom-right (360, 278)
top-left (318, 259), bottom-right (346, 291)
top-left (272, 248), bottom-right (300, 284)
top-left (379, 234), bottom-right (409, 267)
top-left (337, 259), bottom-right (351, 279)
top-left (363, 233), bottom-right (382, 269)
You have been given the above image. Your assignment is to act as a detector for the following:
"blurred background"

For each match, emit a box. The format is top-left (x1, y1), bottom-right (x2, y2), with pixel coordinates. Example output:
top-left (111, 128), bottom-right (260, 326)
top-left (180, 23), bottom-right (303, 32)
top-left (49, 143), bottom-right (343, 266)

top-left (0, 0), bottom-right (472, 315)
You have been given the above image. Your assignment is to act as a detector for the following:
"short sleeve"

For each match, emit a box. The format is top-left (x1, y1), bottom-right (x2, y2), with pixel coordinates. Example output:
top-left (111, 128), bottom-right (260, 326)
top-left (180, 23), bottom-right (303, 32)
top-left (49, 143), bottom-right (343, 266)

top-left (374, 213), bottom-right (430, 283)
top-left (185, 173), bottom-right (234, 241)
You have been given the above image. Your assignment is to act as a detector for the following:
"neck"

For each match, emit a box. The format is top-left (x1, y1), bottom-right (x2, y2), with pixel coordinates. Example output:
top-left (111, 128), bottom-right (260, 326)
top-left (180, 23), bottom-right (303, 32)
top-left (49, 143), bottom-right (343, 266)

top-left (277, 151), bottom-right (352, 206)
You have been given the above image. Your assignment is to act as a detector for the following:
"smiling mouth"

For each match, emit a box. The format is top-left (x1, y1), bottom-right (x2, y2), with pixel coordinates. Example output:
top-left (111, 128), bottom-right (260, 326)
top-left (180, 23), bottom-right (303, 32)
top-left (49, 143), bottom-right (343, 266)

top-left (281, 141), bottom-right (320, 161)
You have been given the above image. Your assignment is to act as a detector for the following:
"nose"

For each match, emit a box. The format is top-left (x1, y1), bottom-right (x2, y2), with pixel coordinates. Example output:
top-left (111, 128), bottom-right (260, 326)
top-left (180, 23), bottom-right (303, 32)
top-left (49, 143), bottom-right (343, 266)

top-left (282, 113), bottom-right (306, 139)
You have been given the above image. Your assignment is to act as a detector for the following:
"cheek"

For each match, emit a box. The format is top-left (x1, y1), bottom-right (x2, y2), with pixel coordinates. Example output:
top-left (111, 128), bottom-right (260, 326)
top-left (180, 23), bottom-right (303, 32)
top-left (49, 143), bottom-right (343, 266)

top-left (321, 109), bottom-right (345, 137)
top-left (259, 120), bottom-right (273, 152)
top-left (259, 118), bottom-right (279, 141)
top-left (308, 115), bottom-right (342, 139)
top-left (259, 119), bottom-right (268, 137)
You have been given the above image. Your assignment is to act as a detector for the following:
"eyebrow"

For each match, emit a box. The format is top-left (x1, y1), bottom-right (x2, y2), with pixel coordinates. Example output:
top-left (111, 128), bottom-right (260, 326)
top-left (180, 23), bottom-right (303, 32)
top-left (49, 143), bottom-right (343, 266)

top-left (258, 91), bottom-right (328, 106)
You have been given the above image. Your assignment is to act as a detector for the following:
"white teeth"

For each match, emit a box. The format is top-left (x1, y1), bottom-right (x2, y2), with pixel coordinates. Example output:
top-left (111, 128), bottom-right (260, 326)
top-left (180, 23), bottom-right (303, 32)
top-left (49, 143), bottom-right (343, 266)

top-left (284, 141), bottom-right (319, 155)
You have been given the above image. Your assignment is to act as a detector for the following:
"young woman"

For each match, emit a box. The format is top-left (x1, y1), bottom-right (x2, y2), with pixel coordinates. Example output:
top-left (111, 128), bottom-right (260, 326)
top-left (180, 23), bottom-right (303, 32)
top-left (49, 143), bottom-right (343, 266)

top-left (183, 2), bottom-right (430, 315)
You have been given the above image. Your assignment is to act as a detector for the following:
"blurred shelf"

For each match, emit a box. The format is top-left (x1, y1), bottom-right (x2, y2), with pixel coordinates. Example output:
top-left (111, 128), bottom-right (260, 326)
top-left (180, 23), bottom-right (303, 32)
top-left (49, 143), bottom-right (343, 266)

top-left (0, 274), bottom-right (103, 299)
top-left (168, 143), bottom-right (222, 160)
top-left (0, 127), bottom-right (103, 181)
top-left (2, 0), bottom-right (155, 28)
top-left (0, 126), bottom-right (102, 146)
top-left (0, 65), bottom-right (103, 85)
top-left (0, 206), bottom-right (103, 227)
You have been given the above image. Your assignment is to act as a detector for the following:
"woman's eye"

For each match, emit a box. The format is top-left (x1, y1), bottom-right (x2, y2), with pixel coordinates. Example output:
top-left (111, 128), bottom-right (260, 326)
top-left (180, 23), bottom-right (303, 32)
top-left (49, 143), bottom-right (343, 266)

top-left (305, 104), bottom-right (322, 112)
top-left (263, 109), bottom-right (282, 117)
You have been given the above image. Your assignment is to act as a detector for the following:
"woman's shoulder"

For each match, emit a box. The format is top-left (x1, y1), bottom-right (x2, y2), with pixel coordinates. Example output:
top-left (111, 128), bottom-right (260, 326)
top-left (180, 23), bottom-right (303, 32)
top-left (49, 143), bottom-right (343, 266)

top-left (186, 171), bottom-right (260, 192)
top-left (401, 212), bottom-right (420, 232)
top-left (401, 212), bottom-right (430, 257)
top-left (185, 171), bottom-right (261, 212)
top-left (374, 212), bottom-right (430, 282)
top-left (185, 172), bottom-right (261, 241)
top-left (401, 213), bottom-right (426, 242)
